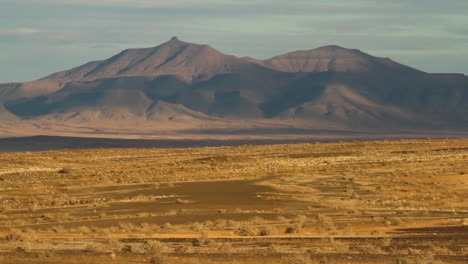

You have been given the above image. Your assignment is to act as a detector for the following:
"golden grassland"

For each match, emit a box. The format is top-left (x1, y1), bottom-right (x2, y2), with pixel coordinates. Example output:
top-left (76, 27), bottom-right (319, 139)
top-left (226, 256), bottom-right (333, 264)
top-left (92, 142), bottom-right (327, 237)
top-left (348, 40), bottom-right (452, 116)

top-left (0, 139), bottom-right (467, 263)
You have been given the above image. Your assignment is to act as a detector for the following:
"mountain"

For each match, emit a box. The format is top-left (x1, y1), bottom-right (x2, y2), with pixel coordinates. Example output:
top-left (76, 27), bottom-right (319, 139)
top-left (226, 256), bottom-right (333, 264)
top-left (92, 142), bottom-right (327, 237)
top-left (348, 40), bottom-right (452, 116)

top-left (262, 45), bottom-right (421, 74)
top-left (42, 37), bottom-right (264, 82)
top-left (0, 37), bottom-right (467, 139)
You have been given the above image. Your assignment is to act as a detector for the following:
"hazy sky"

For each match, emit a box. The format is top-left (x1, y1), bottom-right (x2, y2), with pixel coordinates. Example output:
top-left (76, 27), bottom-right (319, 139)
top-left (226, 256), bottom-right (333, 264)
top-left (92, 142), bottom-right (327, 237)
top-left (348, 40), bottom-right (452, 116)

top-left (1, 0), bottom-right (467, 82)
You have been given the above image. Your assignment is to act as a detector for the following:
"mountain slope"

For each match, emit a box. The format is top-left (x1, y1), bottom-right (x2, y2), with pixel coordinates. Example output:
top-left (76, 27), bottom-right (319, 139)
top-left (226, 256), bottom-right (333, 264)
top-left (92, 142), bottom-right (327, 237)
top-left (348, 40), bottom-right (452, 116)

top-left (42, 37), bottom-right (262, 82)
top-left (1, 37), bottom-right (467, 138)
top-left (0, 80), bottom-right (61, 102)
top-left (263, 45), bottom-right (421, 74)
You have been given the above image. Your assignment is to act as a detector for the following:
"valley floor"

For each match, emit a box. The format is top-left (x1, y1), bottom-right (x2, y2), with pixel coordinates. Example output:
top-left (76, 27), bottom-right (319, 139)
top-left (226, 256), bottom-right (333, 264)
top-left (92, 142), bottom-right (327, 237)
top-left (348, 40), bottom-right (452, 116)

top-left (0, 139), bottom-right (467, 263)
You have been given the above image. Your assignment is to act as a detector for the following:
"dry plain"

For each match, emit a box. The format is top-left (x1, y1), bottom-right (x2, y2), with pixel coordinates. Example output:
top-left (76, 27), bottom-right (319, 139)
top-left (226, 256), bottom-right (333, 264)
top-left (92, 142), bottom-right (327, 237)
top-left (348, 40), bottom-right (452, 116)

top-left (0, 139), bottom-right (467, 263)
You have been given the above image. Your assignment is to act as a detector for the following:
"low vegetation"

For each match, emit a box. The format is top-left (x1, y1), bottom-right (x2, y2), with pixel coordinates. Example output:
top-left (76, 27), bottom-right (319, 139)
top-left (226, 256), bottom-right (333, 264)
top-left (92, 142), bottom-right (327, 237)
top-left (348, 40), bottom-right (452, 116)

top-left (0, 139), bottom-right (467, 263)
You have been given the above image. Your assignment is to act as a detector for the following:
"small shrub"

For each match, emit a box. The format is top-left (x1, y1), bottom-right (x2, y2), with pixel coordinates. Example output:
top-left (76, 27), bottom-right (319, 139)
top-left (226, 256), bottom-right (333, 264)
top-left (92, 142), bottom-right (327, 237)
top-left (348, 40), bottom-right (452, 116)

top-left (235, 224), bottom-right (258, 236)
top-left (193, 231), bottom-right (211, 246)
top-left (6, 228), bottom-right (26, 241)
top-left (285, 223), bottom-right (302, 234)
top-left (216, 241), bottom-right (233, 252)
top-left (57, 168), bottom-right (70, 174)
top-left (316, 214), bottom-right (335, 232)
top-left (192, 222), bottom-right (205, 231)
top-left (145, 240), bottom-right (168, 253)
top-left (259, 225), bottom-right (278, 236)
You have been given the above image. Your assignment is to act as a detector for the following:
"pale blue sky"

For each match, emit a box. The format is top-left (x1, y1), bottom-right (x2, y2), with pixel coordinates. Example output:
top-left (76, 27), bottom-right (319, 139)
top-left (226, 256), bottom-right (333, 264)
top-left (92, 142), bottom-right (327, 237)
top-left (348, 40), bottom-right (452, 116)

top-left (1, 0), bottom-right (467, 82)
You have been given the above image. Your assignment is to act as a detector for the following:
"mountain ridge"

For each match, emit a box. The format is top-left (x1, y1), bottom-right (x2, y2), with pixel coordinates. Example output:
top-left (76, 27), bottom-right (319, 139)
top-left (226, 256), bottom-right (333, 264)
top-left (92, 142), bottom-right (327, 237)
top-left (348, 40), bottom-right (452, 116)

top-left (0, 37), bottom-right (467, 139)
top-left (42, 37), bottom-right (257, 83)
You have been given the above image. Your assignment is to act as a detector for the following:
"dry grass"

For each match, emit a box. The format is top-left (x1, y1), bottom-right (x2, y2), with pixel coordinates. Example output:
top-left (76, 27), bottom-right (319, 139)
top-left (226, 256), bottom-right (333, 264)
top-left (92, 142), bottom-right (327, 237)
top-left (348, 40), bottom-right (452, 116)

top-left (0, 139), bottom-right (467, 263)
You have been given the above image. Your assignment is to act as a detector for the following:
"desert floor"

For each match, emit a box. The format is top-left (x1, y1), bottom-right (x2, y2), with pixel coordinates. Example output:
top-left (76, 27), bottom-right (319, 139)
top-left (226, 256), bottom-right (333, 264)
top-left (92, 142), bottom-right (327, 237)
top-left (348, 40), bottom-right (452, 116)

top-left (0, 139), bottom-right (467, 263)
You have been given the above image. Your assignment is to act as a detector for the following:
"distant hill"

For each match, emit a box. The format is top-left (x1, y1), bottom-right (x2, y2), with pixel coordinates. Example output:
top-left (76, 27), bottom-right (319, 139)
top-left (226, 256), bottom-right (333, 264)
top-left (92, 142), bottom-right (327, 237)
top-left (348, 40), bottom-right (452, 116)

top-left (1, 37), bottom-right (467, 139)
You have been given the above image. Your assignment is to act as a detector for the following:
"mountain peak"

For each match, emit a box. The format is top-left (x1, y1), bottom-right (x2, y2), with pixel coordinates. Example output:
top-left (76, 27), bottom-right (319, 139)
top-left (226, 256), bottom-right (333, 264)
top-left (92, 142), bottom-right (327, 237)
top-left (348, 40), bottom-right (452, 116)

top-left (312, 45), bottom-right (369, 57)
top-left (262, 44), bottom-right (419, 73)
top-left (167, 36), bottom-right (182, 43)
top-left (159, 36), bottom-right (186, 48)
top-left (315, 45), bottom-right (348, 51)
